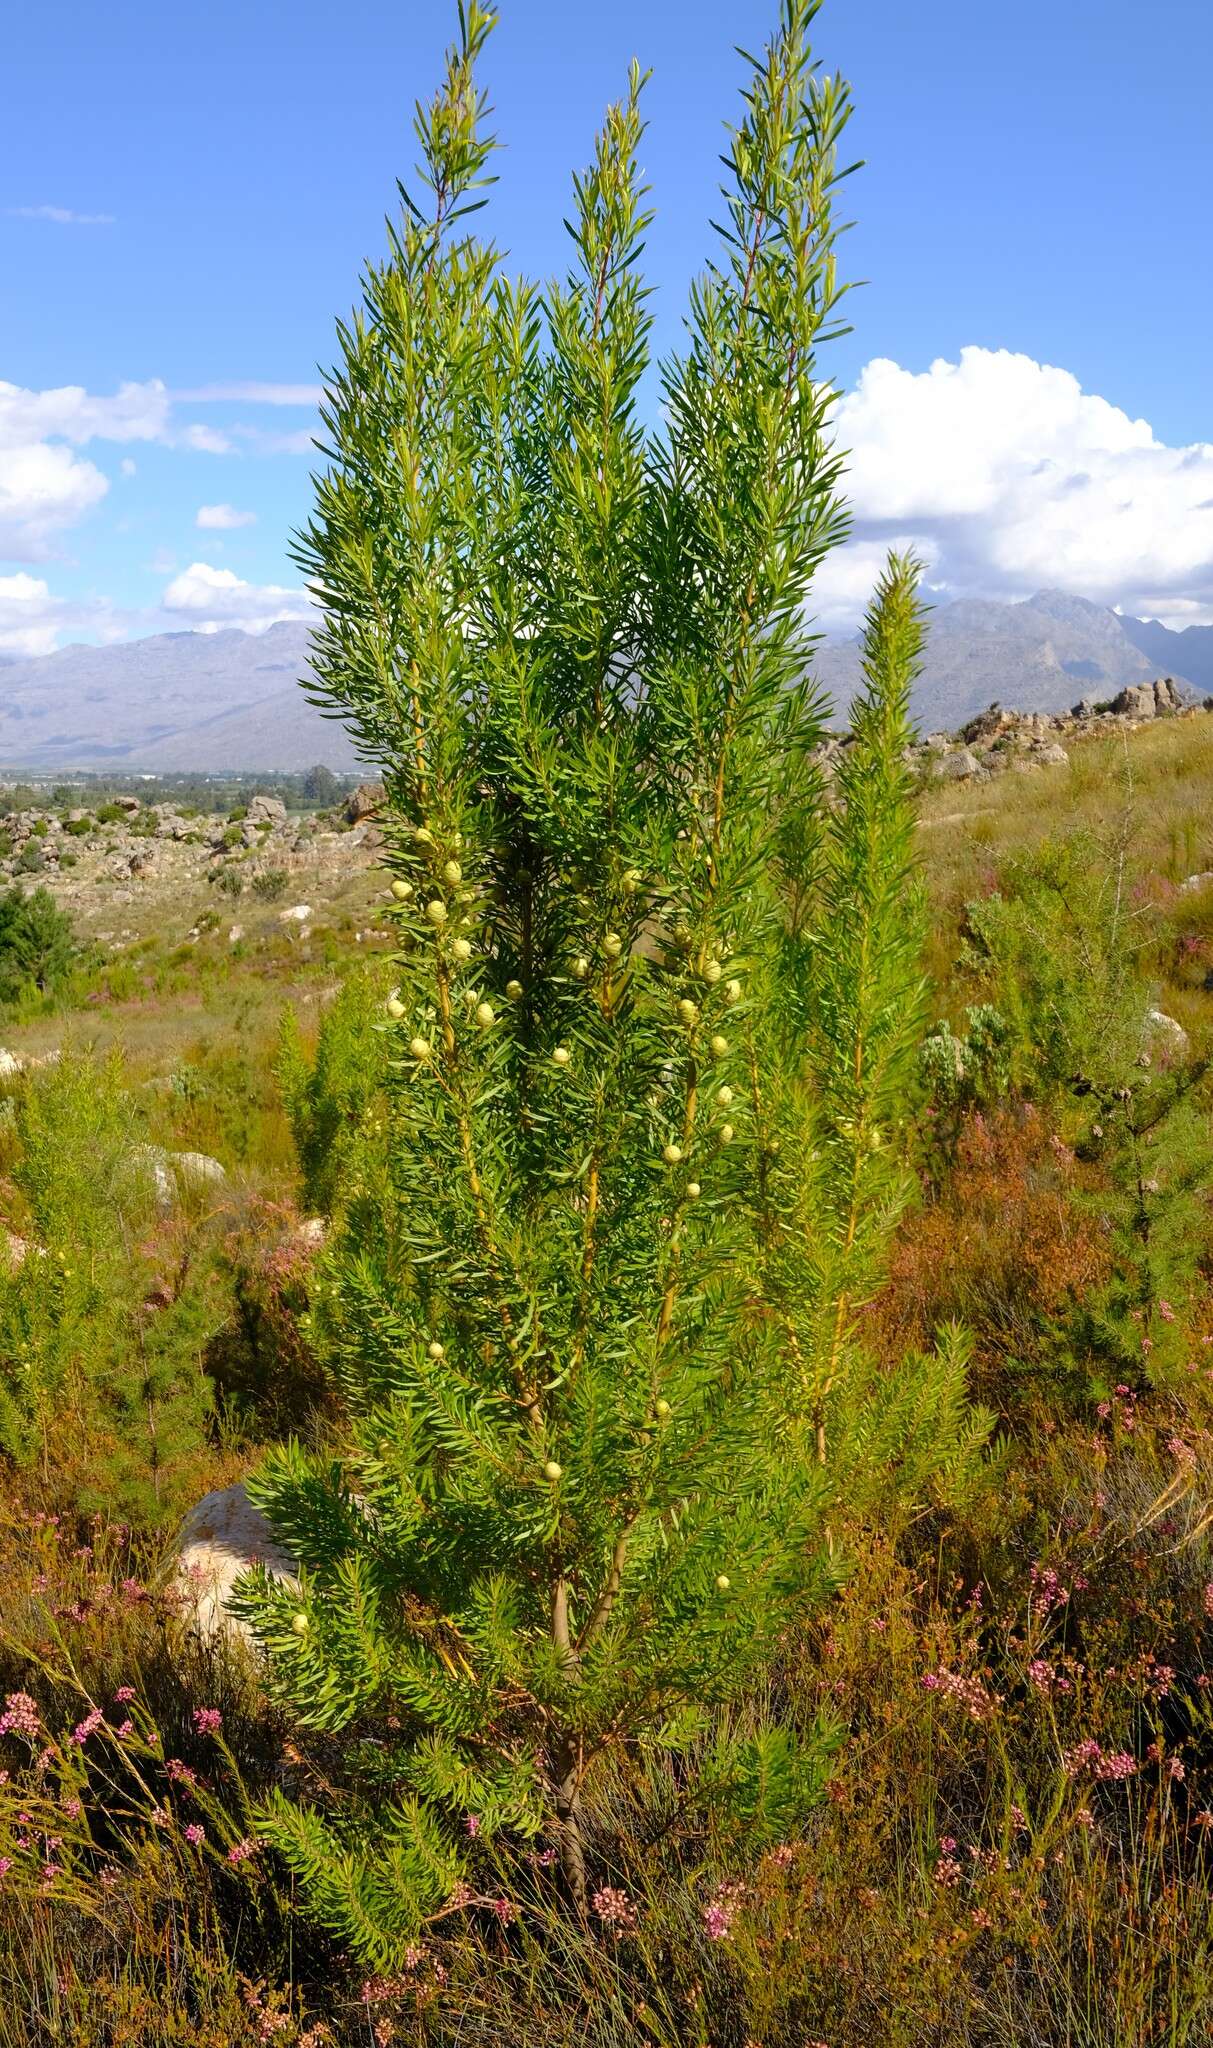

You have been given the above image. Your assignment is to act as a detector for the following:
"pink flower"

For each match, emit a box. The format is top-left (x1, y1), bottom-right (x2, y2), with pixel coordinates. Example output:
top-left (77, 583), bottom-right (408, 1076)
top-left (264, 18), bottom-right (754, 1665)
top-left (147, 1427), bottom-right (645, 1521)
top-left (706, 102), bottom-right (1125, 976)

top-left (183, 1823), bottom-right (205, 1846)
top-left (921, 1668), bottom-right (999, 1721)
top-left (1158, 1299), bottom-right (1177, 1323)
top-left (70, 1708), bottom-right (104, 1746)
top-left (113, 1686), bottom-right (136, 1705)
top-left (464, 1813), bottom-right (481, 1837)
top-left (1168, 1757), bottom-right (1186, 1782)
top-left (227, 1836), bottom-right (258, 1865)
top-left (592, 1885), bottom-right (638, 1933)
top-left (934, 1855), bottom-right (962, 1887)
top-left (702, 1877), bottom-right (745, 1940)
top-left (490, 1896), bottom-right (517, 1925)
top-left (192, 1707), bottom-right (222, 1737)
top-left (0, 1693), bottom-right (41, 1740)
top-left (1094, 1751), bottom-right (1137, 1782)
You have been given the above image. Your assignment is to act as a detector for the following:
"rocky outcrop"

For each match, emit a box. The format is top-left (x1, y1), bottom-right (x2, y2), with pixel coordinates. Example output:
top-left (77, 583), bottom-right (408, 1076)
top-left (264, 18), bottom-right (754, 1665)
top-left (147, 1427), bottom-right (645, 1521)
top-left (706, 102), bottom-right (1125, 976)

top-left (134, 1146), bottom-right (227, 1208)
top-left (912, 678), bottom-right (1199, 784)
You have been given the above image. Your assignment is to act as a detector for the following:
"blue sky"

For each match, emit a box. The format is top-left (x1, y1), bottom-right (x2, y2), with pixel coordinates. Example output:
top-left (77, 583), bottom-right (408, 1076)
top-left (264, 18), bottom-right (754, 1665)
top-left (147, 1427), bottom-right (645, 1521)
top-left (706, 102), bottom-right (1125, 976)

top-left (2, 0), bottom-right (1211, 654)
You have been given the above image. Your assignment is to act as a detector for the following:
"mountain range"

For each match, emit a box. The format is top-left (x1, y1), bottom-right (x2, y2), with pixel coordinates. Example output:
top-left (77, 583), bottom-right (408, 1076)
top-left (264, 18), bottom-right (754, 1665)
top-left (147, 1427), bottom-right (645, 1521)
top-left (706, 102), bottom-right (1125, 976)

top-left (814, 589), bottom-right (1211, 732)
top-left (0, 594), bottom-right (1209, 771)
top-left (0, 623), bottom-right (361, 773)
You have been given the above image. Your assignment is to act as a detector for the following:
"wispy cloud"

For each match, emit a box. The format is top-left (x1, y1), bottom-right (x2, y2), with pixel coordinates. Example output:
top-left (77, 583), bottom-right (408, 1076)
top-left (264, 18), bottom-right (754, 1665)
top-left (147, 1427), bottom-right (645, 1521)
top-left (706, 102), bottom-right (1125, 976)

top-left (7, 204), bottom-right (115, 226)
top-left (176, 382), bottom-right (322, 406)
top-left (196, 503), bottom-right (256, 530)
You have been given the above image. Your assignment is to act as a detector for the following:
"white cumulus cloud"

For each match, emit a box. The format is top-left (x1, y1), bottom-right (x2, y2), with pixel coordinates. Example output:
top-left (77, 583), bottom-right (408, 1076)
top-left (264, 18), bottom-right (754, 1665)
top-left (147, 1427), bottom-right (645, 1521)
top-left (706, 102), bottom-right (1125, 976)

top-left (819, 346), bottom-right (1213, 630)
top-left (196, 502), bottom-right (256, 530)
top-left (0, 572), bottom-right (60, 655)
top-left (161, 561), bottom-right (313, 633)
top-left (0, 574), bottom-right (126, 656)
top-left (0, 377), bottom-right (239, 560)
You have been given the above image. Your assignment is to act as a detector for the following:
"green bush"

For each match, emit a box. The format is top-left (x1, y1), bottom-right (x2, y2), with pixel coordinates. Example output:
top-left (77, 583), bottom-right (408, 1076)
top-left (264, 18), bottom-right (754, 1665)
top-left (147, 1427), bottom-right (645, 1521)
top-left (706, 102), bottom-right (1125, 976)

top-left (235, 2), bottom-right (982, 1967)
top-left (0, 1055), bottom-right (227, 1523)
top-left (0, 887), bottom-right (79, 1003)
top-left (277, 965), bottom-right (393, 1214)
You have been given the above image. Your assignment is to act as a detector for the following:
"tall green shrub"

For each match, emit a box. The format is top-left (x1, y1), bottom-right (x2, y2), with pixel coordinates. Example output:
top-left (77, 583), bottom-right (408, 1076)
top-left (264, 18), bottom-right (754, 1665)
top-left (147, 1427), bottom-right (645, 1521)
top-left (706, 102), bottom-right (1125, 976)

top-left (235, 2), bottom-right (977, 1962)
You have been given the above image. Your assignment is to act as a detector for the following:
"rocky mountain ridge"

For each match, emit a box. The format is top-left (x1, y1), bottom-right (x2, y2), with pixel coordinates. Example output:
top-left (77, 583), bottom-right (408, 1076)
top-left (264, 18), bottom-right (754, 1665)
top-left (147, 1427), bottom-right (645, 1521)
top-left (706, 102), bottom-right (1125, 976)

top-left (815, 588), bottom-right (1203, 731)
top-left (0, 591), bottom-right (1207, 772)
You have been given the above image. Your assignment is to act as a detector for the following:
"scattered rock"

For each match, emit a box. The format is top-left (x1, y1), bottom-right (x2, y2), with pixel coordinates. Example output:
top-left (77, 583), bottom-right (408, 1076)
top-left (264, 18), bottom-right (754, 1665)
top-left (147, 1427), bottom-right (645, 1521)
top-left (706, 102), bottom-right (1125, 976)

top-left (345, 782), bottom-right (385, 824)
top-left (279, 904), bottom-right (312, 923)
top-left (245, 794), bottom-right (287, 826)
top-left (1109, 684), bottom-right (1156, 720)
top-left (1179, 872), bottom-right (1213, 896)
top-left (937, 747), bottom-right (985, 782)
top-left (1146, 1008), bottom-right (1189, 1058)
top-left (171, 1150), bottom-right (227, 1189)
top-left (172, 1482), bottom-right (298, 1644)
top-left (133, 1145), bottom-right (226, 1207)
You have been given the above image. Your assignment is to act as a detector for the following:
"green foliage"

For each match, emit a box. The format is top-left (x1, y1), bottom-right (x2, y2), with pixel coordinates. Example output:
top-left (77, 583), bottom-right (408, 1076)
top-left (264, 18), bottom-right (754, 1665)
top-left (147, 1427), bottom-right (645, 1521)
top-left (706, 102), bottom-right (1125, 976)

top-left (918, 1002), bottom-right (1015, 1157)
top-left (963, 826), bottom-right (1213, 1380)
top-left (0, 887), bottom-right (79, 1004)
top-left (301, 763), bottom-right (342, 805)
top-left (232, 0), bottom-right (929, 1961)
top-left (0, 1055), bottom-right (225, 1522)
top-left (759, 553), bottom-right (932, 1457)
top-left (277, 965), bottom-right (393, 1214)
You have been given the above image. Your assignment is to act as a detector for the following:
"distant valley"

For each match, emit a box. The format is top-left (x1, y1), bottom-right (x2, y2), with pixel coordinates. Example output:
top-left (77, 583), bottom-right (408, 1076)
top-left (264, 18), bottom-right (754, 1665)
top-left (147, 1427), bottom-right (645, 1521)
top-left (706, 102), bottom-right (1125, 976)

top-left (0, 623), bottom-right (361, 773)
top-left (0, 592), bottom-right (1207, 771)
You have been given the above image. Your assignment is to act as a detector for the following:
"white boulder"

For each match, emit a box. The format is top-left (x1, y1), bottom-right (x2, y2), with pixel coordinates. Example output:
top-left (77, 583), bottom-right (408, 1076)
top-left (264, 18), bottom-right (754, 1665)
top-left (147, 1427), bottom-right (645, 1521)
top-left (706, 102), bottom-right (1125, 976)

top-left (1146, 1008), bottom-right (1190, 1058)
top-left (172, 1482), bottom-right (297, 1644)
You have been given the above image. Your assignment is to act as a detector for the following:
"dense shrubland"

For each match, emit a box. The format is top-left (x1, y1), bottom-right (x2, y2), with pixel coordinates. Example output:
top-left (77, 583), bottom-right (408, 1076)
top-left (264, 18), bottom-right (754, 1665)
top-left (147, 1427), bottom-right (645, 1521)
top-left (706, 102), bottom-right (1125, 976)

top-left (1, 4), bottom-right (1213, 2043)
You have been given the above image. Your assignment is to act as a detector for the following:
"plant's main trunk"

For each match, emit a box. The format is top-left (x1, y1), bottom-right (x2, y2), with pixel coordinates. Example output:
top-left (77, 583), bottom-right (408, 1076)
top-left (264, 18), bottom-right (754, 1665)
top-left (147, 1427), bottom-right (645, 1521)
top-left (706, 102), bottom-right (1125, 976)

top-left (551, 1732), bottom-right (588, 1909)
top-left (549, 1578), bottom-right (588, 1908)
